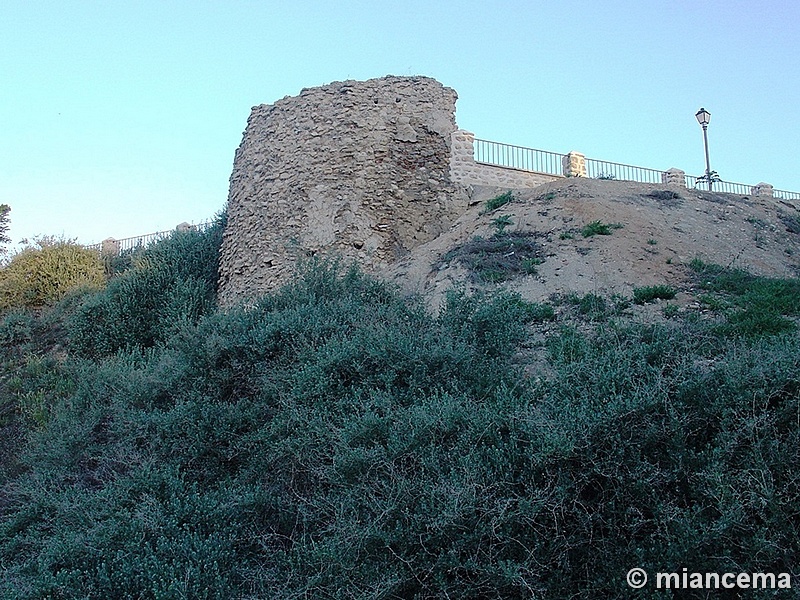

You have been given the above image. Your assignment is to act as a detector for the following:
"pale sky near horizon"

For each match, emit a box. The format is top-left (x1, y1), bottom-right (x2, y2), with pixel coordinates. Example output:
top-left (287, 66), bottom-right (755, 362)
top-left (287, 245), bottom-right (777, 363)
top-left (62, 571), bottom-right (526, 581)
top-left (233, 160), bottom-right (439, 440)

top-left (1, 0), bottom-right (798, 248)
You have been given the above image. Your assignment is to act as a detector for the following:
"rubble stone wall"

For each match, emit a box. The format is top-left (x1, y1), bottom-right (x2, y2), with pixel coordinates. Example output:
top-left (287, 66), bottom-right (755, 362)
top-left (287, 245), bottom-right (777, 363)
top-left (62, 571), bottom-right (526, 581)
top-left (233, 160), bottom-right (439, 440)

top-left (449, 129), bottom-right (561, 188)
top-left (218, 75), bottom-right (467, 306)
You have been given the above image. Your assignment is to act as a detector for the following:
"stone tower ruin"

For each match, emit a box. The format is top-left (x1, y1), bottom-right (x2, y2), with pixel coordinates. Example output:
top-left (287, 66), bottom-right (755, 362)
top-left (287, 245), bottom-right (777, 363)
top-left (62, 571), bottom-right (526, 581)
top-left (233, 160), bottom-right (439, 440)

top-left (217, 75), bottom-right (467, 306)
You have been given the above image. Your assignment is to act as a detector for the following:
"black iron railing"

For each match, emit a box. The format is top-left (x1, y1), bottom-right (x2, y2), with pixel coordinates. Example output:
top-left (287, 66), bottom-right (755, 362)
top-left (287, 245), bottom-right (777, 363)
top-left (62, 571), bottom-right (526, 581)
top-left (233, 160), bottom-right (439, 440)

top-left (85, 220), bottom-right (214, 253)
top-left (474, 138), bottom-right (564, 176)
top-left (584, 158), bottom-right (664, 184)
top-left (473, 137), bottom-right (799, 202)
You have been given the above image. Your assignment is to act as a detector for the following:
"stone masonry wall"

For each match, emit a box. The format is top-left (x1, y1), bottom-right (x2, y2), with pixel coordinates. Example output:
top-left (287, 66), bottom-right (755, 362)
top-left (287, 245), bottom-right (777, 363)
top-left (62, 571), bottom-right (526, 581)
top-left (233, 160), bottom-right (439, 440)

top-left (218, 76), bottom-right (467, 306)
top-left (449, 129), bottom-right (561, 188)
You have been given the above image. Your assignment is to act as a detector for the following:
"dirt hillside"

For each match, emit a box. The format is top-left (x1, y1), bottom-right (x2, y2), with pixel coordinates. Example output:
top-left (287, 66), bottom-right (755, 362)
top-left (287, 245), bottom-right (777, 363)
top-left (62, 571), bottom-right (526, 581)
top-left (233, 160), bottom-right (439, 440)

top-left (382, 178), bottom-right (800, 309)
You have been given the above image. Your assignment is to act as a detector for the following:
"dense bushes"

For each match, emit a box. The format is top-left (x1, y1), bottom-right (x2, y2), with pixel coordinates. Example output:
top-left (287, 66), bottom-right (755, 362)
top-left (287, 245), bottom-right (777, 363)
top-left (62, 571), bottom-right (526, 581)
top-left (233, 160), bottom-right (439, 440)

top-left (69, 214), bottom-right (226, 357)
top-left (0, 238), bottom-right (104, 309)
top-left (1, 244), bottom-right (799, 598)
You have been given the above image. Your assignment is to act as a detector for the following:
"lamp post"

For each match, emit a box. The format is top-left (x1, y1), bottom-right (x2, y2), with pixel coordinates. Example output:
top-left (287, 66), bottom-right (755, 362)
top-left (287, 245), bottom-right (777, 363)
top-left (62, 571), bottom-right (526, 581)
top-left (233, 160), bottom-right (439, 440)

top-left (695, 107), bottom-right (712, 190)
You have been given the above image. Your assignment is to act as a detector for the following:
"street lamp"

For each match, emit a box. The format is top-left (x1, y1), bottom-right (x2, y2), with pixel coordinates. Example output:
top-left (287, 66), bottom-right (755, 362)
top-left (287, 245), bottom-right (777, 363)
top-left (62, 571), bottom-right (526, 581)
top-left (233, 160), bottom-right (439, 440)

top-left (695, 107), bottom-right (712, 190)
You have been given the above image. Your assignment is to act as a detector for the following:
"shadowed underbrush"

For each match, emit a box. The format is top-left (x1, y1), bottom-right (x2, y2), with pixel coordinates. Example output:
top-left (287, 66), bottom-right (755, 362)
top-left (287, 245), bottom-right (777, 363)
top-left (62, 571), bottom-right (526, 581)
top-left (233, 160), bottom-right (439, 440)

top-left (0, 233), bottom-right (798, 598)
top-left (691, 258), bottom-right (800, 337)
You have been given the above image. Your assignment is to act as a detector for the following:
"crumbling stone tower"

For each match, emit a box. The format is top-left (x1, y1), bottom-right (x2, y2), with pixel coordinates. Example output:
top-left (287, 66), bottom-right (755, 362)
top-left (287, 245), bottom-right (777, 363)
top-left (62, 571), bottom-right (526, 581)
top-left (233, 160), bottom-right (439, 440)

top-left (218, 75), bottom-right (466, 306)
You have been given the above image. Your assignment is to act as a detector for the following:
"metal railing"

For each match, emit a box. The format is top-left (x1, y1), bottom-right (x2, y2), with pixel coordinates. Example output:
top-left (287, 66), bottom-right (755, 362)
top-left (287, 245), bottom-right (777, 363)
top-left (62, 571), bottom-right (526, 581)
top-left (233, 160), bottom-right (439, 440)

top-left (474, 138), bottom-right (564, 176)
top-left (85, 220), bottom-right (215, 254)
top-left (774, 189), bottom-right (800, 201)
top-left (584, 158), bottom-right (665, 184)
top-left (684, 177), bottom-right (800, 201)
top-left (473, 137), bottom-right (799, 202)
top-left (684, 175), bottom-right (752, 195)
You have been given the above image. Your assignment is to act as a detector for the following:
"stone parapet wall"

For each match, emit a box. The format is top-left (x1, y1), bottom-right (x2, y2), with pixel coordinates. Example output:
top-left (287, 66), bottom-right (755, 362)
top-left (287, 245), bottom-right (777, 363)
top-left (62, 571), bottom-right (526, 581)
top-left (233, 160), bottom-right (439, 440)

top-left (218, 76), bottom-right (468, 306)
top-left (449, 130), bottom-right (560, 188)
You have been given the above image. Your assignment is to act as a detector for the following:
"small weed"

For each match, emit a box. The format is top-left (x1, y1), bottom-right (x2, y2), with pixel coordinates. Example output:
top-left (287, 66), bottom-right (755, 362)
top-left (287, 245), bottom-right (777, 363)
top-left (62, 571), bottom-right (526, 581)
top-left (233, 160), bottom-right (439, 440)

top-left (491, 214), bottom-right (514, 235)
top-left (611, 293), bottom-right (632, 313)
top-left (521, 257), bottom-right (545, 275)
top-left (596, 172), bottom-right (616, 180)
top-left (582, 221), bottom-right (622, 237)
top-left (698, 294), bottom-right (728, 311)
top-left (633, 285), bottom-right (677, 304)
top-left (483, 191), bottom-right (513, 213)
top-left (745, 216), bottom-right (768, 228)
top-left (568, 292), bottom-right (608, 321)
top-left (665, 257), bottom-right (673, 265)
top-left (662, 304), bottom-right (679, 318)
top-left (542, 192), bottom-right (556, 201)
top-left (524, 301), bottom-right (556, 322)
top-left (559, 232), bottom-right (574, 240)
top-left (647, 239), bottom-right (657, 246)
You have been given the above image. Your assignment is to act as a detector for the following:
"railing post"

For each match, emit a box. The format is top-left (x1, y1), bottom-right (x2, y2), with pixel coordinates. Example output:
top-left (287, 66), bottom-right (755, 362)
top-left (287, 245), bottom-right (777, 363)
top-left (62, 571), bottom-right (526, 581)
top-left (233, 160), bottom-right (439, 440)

top-left (101, 237), bottom-right (120, 257)
top-left (562, 151), bottom-right (586, 178)
top-left (661, 168), bottom-right (686, 187)
top-left (449, 129), bottom-right (477, 183)
top-left (750, 182), bottom-right (774, 197)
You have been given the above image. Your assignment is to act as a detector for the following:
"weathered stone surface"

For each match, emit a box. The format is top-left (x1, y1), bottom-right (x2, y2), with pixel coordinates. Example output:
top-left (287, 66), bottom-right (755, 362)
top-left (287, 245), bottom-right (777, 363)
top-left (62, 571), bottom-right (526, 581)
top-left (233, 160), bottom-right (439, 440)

top-left (751, 182), bottom-right (774, 197)
top-left (449, 129), bottom-right (560, 188)
top-left (662, 168), bottom-right (686, 186)
top-left (561, 151), bottom-right (586, 178)
top-left (218, 75), bottom-right (467, 306)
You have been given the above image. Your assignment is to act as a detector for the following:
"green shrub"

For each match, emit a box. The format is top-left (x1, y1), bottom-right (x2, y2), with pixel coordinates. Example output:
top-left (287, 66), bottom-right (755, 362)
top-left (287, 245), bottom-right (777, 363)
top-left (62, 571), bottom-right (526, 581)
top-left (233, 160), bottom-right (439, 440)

top-left (633, 285), bottom-right (677, 304)
top-left (483, 191), bottom-right (513, 213)
top-left (662, 303), bottom-right (679, 318)
top-left (491, 214), bottom-right (514, 234)
top-left (4, 253), bottom-right (800, 599)
top-left (690, 259), bottom-right (800, 338)
top-left (102, 245), bottom-right (146, 278)
top-left (2, 262), bottom-right (548, 598)
top-left (0, 239), bottom-right (104, 310)
top-left (581, 220), bottom-right (622, 237)
top-left (567, 292), bottom-right (609, 320)
top-left (69, 213), bottom-right (226, 357)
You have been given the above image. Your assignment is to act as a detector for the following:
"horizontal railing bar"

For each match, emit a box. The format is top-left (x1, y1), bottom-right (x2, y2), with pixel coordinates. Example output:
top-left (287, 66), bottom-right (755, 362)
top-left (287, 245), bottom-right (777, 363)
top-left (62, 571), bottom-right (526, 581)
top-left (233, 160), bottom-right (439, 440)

top-left (473, 137), bottom-right (799, 200)
top-left (474, 138), bottom-right (564, 176)
top-left (584, 157), bottom-right (664, 183)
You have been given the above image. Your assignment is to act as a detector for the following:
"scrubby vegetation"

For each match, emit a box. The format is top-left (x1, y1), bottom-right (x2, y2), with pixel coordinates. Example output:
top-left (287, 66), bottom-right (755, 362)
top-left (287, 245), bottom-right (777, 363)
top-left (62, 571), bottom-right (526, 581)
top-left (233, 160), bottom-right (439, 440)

top-left (691, 258), bottom-right (800, 337)
top-left (0, 238), bottom-right (105, 309)
top-left (70, 218), bottom-right (225, 358)
top-left (482, 190), bottom-right (514, 213)
top-left (581, 220), bottom-right (623, 237)
top-left (1, 219), bottom-right (799, 599)
top-left (441, 217), bottom-right (548, 283)
top-left (633, 284), bottom-right (677, 304)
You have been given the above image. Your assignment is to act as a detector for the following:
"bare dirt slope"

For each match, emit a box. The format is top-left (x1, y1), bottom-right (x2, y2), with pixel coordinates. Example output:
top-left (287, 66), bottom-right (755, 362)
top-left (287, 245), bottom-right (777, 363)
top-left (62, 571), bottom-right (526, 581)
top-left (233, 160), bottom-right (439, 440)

top-left (382, 178), bottom-right (800, 309)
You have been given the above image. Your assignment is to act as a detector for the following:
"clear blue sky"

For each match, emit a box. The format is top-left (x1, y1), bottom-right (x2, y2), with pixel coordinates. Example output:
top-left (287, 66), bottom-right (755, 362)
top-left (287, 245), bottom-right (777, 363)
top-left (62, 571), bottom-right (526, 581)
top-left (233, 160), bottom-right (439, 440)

top-left (2, 0), bottom-right (798, 247)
